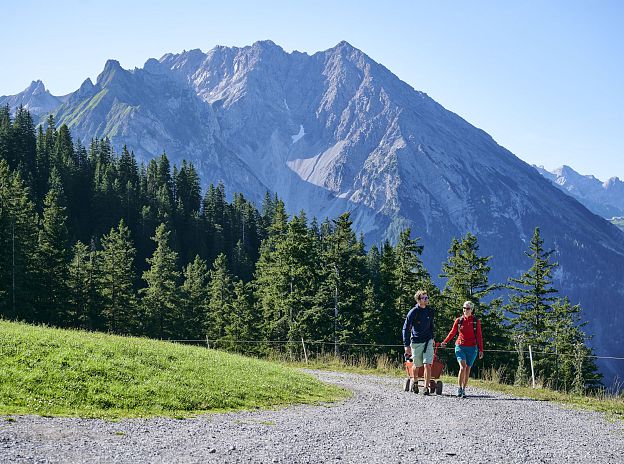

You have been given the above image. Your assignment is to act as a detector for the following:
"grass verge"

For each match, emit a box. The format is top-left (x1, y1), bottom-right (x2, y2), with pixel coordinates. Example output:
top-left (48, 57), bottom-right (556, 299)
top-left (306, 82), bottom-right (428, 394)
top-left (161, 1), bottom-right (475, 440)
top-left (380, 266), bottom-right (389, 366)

top-left (0, 321), bottom-right (348, 419)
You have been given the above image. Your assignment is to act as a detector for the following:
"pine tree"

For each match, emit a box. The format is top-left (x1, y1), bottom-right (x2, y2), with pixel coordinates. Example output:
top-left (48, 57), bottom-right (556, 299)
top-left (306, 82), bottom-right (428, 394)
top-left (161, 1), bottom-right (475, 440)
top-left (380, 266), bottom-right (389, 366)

top-left (206, 253), bottom-right (234, 345)
top-left (180, 255), bottom-right (210, 340)
top-left (67, 241), bottom-right (95, 328)
top-left (36, 177), bottom-right (70, 325)
top-left (99, 220), bottom-right (138, 334)
top-left (0, 105), bottom-right (11, 167)
top-left (0, 160), bottom-right (39, 320)
top-left (224, 280), bottom-right (255, 353)
top-left (393, 229), bottom-right (437, 326)
top-left (546, 298), bottom-right (601, 392)
top-left (11, 106), bottom-right (37, 186)
top-left (440, 232), bottom-right (512, 374)
top-left (141, 223), bottom-right (180, 338)
top-left (506, 227), bottom-right (559, 383)
top-left (314, 213), bottom-right (367, 355)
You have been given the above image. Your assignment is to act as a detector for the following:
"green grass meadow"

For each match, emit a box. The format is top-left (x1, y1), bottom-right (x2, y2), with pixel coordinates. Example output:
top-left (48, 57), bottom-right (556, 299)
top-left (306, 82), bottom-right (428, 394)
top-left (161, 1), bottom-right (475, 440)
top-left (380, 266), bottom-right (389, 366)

top-left (0, 321), bottom-right (348, 418)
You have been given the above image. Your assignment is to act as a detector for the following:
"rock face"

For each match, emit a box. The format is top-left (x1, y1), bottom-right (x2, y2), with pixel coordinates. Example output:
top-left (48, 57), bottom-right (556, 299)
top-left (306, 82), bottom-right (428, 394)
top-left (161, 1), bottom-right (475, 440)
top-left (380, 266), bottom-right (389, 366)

top-left (535, 165), bottom-right (624, 219)
top-left (0, 80), bottom-right (65, 119)
top-left (3, 41), bottom-right (624, 382)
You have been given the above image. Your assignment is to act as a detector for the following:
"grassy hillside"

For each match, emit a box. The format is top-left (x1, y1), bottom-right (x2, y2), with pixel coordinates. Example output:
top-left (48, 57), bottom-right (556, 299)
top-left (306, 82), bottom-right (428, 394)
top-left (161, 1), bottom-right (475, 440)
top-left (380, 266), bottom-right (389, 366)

top-left (0, 321), bottom-right (347, 418)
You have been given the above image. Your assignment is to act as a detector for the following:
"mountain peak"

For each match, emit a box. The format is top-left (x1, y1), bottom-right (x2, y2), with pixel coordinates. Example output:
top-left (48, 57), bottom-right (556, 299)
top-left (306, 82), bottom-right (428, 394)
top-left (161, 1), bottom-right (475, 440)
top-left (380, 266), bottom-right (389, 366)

top-left (251, 39), bottom-right (280, 49)
top-left (97, 59), bottom-right (126, 86)
top-left (28, 80), bottom-right (46, 93)
top-left (327, 40), bottom-right (361, 55)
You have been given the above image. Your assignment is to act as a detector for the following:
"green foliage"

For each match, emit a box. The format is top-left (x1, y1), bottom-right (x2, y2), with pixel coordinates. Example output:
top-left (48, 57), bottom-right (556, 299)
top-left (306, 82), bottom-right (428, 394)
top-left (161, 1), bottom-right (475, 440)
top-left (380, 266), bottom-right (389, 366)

top-left (99, 220), bottom-right (138, 334)
top-left (180, 255), bottom-right (210, 340)
top-left (0, 160), bottom-right (39, 320)
top-left (206, 253), bottom-right (234, 341)
top-left (507, 228), bottom-right (601, 391)
top-left (141, 223), bottom-right (180, 339)
top-left (36, 179), bottom-right (70, 325)
top-left (439, 232), bottom-right (513, 376)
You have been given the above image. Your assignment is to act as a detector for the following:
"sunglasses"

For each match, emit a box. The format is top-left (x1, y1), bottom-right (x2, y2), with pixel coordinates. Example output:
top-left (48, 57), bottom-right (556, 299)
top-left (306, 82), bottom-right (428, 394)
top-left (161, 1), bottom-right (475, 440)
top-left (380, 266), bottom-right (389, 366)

top-left (420, 296), bottom-right (429, 301)
top-left (463, 306), bottom-right (472, 310)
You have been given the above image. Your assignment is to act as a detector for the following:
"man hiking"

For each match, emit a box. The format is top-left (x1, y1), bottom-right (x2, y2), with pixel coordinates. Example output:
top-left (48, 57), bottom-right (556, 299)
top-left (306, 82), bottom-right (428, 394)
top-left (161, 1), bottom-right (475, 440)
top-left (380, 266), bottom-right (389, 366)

top-left (402, 290), bottom-right (436, 395)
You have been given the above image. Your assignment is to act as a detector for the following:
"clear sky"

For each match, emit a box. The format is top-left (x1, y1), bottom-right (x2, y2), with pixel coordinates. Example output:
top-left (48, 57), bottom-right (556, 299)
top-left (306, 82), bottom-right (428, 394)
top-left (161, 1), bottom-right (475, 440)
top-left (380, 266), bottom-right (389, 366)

top-left (2, 1), bottom-right (622, 180)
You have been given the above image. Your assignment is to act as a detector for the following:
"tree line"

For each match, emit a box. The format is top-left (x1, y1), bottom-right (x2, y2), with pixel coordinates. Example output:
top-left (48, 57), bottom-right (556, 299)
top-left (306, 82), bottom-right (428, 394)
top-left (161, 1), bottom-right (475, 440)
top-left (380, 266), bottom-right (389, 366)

top-left (0, 105), bottom-right (601, 392)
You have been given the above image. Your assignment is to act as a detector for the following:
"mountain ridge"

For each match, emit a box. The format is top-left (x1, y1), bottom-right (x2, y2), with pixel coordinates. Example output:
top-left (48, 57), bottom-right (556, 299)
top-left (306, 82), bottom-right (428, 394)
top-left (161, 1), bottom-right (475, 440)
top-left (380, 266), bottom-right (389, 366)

top-left (535, 164), bottom-right (624, 219)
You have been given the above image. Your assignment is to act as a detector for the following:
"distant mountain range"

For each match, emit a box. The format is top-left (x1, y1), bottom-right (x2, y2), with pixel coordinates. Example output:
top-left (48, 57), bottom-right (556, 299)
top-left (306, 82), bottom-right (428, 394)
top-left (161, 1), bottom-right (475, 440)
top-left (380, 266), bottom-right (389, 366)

top-left (535, 165), bottom-right (624, 226)
top-left (2, 41), bottom-right (624, 382)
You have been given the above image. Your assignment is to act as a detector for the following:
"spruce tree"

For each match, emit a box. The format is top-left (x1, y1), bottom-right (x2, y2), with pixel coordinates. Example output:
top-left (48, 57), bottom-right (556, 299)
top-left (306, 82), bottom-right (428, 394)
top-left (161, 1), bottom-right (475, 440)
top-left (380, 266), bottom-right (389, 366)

top-left (180, 255), bottom-right (210, 340)
top-left (393, 229), bottom-right (437, 327)
top-left (206, 253), bottom-right (234, 345)
top-left (141, 223), bottom-right (180, 338)
top-left (67, 241), bottom-right (91, 328)
top-left (546, 298), bottom-right (601, 392)
top-left (36, 177), bottom-right (70, 325)
top-left (225, 280), bottom-right (255, 352)
top-left (100, 220), bottom-right (138, 334)
top-left (0, 160), bottom-right (39, 320)
top-left (440, 232), bottom-right (511, 374)
top-left (314, 212), bottom-right (367, 355)
top-left (506, 227), bottom-right (558, 383)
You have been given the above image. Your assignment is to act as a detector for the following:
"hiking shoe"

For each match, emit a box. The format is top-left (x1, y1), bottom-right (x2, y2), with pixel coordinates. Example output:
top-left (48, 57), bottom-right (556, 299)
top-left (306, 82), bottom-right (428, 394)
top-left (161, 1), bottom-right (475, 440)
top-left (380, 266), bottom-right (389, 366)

top-left (456, 387), bottom-right (463, 397)
top-left (423, 389), bottom-right (430, 396)
top-left (461, 389), bottom-right (467, 398)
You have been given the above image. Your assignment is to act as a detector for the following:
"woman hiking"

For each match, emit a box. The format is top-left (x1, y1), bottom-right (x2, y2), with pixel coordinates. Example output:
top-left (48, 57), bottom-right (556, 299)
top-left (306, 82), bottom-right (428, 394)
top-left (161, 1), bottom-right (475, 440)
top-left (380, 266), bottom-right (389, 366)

top-left (440, 301), bottom-right (483, 398)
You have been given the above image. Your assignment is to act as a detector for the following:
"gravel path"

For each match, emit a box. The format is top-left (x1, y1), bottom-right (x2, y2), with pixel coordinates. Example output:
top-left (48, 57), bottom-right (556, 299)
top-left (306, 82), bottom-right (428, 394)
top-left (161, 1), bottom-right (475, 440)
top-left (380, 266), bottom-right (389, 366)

top-left (1, 371), bottom-right (623, 463)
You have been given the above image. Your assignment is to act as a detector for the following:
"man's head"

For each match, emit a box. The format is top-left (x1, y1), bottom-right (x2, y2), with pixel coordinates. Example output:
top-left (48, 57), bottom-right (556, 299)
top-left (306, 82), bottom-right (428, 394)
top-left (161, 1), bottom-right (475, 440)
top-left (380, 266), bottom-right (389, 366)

top-left (415, 290), bottom-right (429, 307)
top-left (462, 301), bottom-right (473, 316)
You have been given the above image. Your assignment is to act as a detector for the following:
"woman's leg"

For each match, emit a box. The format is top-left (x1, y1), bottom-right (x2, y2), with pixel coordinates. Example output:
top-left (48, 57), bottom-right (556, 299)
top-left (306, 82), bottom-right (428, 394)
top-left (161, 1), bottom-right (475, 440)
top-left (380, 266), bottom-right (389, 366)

top-left (463, 365), bottom-right (471, 388)
top-left (458, 360), bottom-right (467, 388)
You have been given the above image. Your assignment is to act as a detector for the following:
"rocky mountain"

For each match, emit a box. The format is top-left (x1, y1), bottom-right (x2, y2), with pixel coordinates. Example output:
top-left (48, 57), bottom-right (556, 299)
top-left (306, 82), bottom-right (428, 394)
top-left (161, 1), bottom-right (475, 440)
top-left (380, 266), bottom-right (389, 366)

top-left (535, 165), bottom-right (624, 220)
top-left (0, 80), bottom-right (66, 119)
top-left (3, 41), bottom-right (624, 382)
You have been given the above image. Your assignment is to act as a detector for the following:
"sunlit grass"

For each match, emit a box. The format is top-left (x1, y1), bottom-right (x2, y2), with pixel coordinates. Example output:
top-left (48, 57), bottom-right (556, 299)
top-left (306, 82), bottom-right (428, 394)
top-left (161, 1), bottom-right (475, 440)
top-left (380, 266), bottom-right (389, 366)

top-left (0, 321), bottom-right (348, 419)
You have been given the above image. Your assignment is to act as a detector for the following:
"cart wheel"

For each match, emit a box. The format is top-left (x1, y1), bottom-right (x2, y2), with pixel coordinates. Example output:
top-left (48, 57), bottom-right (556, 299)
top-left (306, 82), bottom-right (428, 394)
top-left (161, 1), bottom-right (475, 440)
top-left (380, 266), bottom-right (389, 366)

top-left (403, 378), bottom-right (411, 392)
top-left (429, 380), bottom-right (436, 392)
top-left (411, 381), bottom-right (419, 394)
top-left (436, 380), bottom-right (443, 395)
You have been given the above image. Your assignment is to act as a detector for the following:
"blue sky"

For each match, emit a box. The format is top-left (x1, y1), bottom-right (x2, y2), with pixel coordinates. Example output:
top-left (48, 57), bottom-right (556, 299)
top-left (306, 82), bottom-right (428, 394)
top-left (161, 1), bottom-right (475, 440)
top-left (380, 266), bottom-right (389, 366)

top-left (2, 1), bottom-right (622, 180)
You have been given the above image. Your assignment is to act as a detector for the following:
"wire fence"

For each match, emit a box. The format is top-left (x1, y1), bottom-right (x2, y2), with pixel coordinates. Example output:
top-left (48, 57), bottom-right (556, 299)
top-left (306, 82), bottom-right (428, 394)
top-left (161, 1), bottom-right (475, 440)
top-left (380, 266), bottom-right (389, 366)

top-left (166, 337), bottom-right (624, 361)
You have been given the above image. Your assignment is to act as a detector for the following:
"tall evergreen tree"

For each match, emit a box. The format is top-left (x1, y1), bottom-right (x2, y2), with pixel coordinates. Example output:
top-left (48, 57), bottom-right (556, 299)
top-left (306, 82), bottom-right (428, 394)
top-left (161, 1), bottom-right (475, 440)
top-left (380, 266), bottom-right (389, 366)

top-left (547, 297), bottom-right (601, 392)
top-left (67, 241), bottom-right (93, 328)
top-left (224, 279), bottom-right (255, 352)
top-left (506, 227), bottom-right (560, 383)
top-left (180, 255), bottom-right (210, 340)
top-left (141, 223), bottom-right (180, 338)
top-left (314, 212), bottom-right (367, 355)
top-left (36, 177), bottom-right (70, 325)
top-left (99, 220), bottom-right (138, 334)
top-left (440, 232), bottom-right (511, 374)
top-left (0, 160), bottom-right (39, 320)
top-left (206, 253), bottom-right (234, 344)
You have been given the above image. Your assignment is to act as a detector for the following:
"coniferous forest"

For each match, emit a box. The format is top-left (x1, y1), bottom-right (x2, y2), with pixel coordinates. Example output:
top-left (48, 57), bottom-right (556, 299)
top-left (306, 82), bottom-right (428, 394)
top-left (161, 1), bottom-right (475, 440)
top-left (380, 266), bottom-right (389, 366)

top-left (0, 105), bottom-right (602, 392)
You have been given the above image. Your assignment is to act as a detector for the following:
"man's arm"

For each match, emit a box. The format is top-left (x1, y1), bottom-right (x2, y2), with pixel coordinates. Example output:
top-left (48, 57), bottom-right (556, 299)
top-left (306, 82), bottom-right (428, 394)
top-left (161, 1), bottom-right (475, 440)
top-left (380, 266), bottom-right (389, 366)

top-left (402, 309), bottom-right (414, 352)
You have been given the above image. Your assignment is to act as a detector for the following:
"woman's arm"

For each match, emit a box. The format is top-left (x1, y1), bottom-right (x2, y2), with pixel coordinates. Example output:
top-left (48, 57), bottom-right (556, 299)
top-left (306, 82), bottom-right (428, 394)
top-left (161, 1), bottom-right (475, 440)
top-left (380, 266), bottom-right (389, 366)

top-left (441, 318), bottom-right (459, 345)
